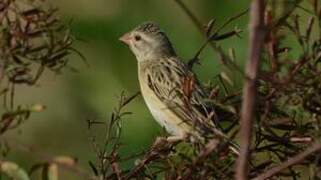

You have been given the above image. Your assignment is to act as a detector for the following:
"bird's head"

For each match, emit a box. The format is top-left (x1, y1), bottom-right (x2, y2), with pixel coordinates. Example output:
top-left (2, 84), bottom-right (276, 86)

top-left (119, 22), bottom-right (176, 62)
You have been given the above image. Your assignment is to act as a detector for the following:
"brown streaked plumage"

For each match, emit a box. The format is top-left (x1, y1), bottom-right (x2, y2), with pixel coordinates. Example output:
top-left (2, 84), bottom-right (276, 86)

top-left (119, 22), bottom-right (221, 141)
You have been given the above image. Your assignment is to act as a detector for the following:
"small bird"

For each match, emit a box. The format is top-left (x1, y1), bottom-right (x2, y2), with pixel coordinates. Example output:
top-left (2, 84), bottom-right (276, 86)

top-left (119, 22), bottom-right (228, 143)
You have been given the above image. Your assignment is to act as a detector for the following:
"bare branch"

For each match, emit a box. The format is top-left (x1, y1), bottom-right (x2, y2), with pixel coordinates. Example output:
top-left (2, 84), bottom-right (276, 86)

top-left (0, 60), bottom-right (4, 84)
top-left (235, 1), bottom-right (266, 179)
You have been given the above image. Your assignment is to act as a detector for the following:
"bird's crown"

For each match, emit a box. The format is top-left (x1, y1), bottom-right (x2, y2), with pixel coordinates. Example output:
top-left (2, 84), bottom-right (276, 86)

top-left (135, 21), bottom-right (162, 34)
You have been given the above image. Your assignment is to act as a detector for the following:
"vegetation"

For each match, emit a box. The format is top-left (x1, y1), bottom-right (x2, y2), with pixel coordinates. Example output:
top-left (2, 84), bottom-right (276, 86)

top-left (1, 0), bottom-right (321, 179)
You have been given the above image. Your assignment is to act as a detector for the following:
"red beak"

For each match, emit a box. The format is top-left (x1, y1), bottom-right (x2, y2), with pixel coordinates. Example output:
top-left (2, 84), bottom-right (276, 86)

top-left (119, 32), bottom-right (131, 45)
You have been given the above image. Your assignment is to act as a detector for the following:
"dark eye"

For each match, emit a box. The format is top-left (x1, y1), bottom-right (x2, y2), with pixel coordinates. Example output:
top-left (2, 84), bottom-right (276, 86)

top-left (134, 35), bottom-right (141, 41)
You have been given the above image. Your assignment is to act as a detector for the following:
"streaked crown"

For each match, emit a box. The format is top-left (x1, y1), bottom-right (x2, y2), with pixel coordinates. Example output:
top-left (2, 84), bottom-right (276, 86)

top-left (134, 22), bottom-right (162, 34)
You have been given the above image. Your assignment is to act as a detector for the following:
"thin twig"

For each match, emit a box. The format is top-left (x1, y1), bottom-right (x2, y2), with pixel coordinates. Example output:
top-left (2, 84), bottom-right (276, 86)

top-left (253, 141), bottom-right (321, 180)
top-left (124, 138), bottom-right (173, 180)
top-left (173, 0), bottom-right (246, 75)
top-left (173, 0), bottom-right (203, 32)
top-left (214, 8), bottom-right (249, 35)
top-left (0, 60), bottom-right (4, 85)
top-left (235, 1), bottom-right (266, 180)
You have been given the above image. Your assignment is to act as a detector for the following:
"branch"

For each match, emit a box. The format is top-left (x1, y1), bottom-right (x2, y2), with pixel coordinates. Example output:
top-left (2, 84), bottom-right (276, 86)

top-left (173, 0), bottom-right (245, 75)
top-left (235, 1), bottom-right (266, 180)
top-left (253, 141), bottom-right (321, 180)
top-left (173, 0), bottom-right (203, 32)
top-left (0, 57), bottom-right (4, 84)
top-left (124, 138), bottom-right (174, 180)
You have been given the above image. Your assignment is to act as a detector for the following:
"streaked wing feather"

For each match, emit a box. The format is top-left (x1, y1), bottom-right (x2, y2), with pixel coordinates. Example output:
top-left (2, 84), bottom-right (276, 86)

top-left (144, 57), bottom-right (216, 133)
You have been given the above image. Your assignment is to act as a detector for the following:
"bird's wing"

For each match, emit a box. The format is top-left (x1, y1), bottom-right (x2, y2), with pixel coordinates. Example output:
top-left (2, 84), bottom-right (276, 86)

top-left (143, 57), bottom-right (217, 133)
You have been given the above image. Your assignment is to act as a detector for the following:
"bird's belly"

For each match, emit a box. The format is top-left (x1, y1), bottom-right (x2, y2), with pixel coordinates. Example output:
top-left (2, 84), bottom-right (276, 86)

top-left (140, 84), bottom-right (188, 137)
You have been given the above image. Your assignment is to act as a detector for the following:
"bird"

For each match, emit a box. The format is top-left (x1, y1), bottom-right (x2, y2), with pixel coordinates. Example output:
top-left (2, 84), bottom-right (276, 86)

top-left (119, 21), bottom-right (233, 143)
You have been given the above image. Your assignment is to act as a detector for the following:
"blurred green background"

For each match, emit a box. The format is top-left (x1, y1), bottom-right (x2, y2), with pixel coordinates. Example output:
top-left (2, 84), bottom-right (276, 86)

top-left (7, 0), bottom-right (254, 179)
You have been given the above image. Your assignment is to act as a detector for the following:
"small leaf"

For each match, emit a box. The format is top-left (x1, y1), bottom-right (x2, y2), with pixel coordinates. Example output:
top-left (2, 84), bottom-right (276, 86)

top-left (121, 91), bottom-right (140, 107)
top-left (53, 156), bottom-right (77, 166)
top-left (0, 161), bottom-right (30, 180)
top-left (228, 48), bottom-right (236, 62)
top-left (42, 163), bottom-right (58, 180)
top-left (220, 72), bottom-right (234, 86)
top-left (47, 164), bottom-right (58, 180)
top-left (88, 161), bottom-right (98, 176)
top-left (29, 163), bottom-right (46, 176)
top-left (205, 19), bottom-right (216, 37)
top-left (305, 17), bottom-right (314, 42)
top-left (30, 104), bottom-right (46, 112)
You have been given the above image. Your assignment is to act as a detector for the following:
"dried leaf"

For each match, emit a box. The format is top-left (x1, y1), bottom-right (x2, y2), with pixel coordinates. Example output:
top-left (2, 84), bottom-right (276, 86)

top-left (53, 156), bottom-right (77, 166)
top-left (47, 164), bottom-right (58, 180)
top-left (220, 72), bottom-right (234, 86)
top-left (205, 19), bottom-right (216, 37)
top-left (0, 161), bottom-right (30, 180)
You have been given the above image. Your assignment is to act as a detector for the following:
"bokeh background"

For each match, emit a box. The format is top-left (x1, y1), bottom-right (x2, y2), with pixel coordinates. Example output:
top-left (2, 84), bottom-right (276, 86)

top-left (6, 0), bottom-right (297, 179)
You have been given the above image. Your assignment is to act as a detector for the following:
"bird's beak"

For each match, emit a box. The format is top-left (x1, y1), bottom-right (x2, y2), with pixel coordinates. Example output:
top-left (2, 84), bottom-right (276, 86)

top-left (119, 32), bottom-right (131, 45)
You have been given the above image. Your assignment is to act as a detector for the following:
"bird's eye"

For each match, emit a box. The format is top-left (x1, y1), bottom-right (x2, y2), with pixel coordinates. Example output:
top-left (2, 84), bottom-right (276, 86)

top-left (134, 35), bottom-right (141, 41)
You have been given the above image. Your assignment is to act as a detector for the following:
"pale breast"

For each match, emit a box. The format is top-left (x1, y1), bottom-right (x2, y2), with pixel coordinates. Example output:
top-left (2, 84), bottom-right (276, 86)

top-left (138, 67), bottom-right (191, 137)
